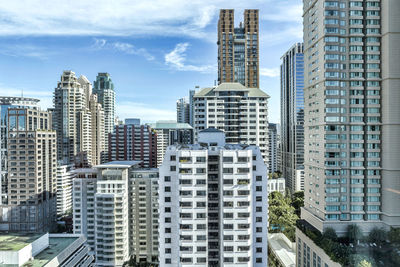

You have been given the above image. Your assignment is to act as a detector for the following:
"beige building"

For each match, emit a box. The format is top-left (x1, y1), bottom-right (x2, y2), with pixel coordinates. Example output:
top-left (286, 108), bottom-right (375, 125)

top-left (0, 107), bottom-right (57, 232)
top-left (53, 71), bottom-right (105, 167)
top-left (218, 9), bottom-right (259, 88)
top-left (73, 162), bottom-right (159, 266)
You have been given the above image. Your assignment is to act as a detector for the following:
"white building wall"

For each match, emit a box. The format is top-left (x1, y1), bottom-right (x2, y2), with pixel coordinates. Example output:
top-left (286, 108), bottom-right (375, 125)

top-left (159, 133), bottom-right (268, 266)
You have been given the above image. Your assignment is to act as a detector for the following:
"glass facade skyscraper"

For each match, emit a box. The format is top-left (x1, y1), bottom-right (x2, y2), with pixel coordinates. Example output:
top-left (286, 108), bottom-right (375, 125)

top-left (280, 43), bottom-right (305, 193)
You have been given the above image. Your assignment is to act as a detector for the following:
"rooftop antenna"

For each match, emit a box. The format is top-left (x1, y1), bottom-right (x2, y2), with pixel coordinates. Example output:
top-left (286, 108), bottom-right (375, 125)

top-left (21, 89), bottom-right (23, 98)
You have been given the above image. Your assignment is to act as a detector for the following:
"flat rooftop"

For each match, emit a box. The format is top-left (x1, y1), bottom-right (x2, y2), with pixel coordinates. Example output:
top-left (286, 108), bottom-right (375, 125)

top-left (0, 233), bottom-right (43, 251)
top-left (22, 236), bottom-right (78, 267)
top-left (95, 160), bottom-right (142, 168)
top-left (269, 233), bottom-right (296, 267)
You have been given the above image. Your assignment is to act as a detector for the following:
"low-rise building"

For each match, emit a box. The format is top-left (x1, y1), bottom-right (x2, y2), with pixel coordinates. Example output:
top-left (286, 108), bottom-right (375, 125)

top-left (268, 233), bottom-right (296, 267)
top-left (0, 233), bottom-right (94, 266)
top-left (268, 178), bottom-right (285, 195)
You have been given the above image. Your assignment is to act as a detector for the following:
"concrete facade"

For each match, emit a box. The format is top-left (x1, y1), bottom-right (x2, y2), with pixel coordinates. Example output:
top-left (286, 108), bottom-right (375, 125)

top-left (158, 130), bottom-right (268, 267)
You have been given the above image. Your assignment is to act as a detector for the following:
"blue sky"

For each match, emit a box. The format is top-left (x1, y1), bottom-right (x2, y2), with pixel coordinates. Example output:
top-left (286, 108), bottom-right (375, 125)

top-left (0, 0), bottom-right (302, 123)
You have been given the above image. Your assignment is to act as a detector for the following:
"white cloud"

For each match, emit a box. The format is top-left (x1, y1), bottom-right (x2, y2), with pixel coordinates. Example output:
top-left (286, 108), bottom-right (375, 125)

top-left (260, 68), bottom-right (280, 78)
top-left (0, 44), bottom-right (53, 59)
top-left (91, 38), bottom-right (154, 60)
top-left (117, 101), bottom-right (175, 122)
top-left (0, 85), bottom-right (53, 109)
top-left (165, 42), bottom-right (216, 73)
top-left (0, 0), bottom-right (301, 40)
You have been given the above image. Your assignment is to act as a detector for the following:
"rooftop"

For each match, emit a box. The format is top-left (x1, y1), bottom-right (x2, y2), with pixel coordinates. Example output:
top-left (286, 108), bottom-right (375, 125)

top-left (0, 233), bottom-right (43, 251)
top-left (95, 160), bottom-right (142, 169)
top-left (269, 233), bottom-right (296, 267)
top-left (200, 128), bottom-right (223, 133)
top-left (148, 120), bottom-right (193, 130)
top-left (194, 82), bottom-right (270, 98)
top-left (71, 168), bottom-right (98, 173)
top-left (22, 236), bottom-right (79, 267)
top-left (173, 143), bottom-right (254, 151)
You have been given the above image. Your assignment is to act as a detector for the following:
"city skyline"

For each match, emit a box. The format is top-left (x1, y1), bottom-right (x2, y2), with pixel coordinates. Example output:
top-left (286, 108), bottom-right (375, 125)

top-left (0, 0), bottom-right (303, 123)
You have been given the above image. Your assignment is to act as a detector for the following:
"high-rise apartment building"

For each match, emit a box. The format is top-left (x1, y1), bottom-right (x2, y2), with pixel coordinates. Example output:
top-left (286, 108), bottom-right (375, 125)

top-left (280, 43), bottom-right (305, 193)
top-left (56, 164), bottom-right (75, 216)
top-left (268, 123), bottom-right (279, 174)
top-left (0, 96), bottom-right (40, 205)
top-left (193, 82), bottom-right (269, 162)
top-left (0, 107), bottom-right (57, 232)
top-left (73, 162), bottom-right (159, 266)
top-left (158, 129), bottom-right (268, 266)
top-left (53, 71), bottom-right (105, 166)
top-left (298, 0), bottom-right (400, 265)
top-left (108, 119), bottom-right (157, 167)
top-left (129, 169), bottom-right (159, 264)
top-left (177, 97), bottom-right (190, 124)
top-left (218, 9), bottom-right (259, 88)
top-left (93, 73), bottom-right (116, 147)
top-left (89, 94), bottom-right (105, 166)
top-left (147, 121), bottom-right (194, 166)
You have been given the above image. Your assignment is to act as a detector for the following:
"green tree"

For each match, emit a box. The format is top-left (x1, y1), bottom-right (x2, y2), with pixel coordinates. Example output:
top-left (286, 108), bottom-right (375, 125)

top-left (347, 224), bottom-right (363, 243)
top-left (357, 260), bottom-right (372, 267)
top-left (388, 227), bottom-right (400, 243)
top-left (323, 227), bottom-right (338, 242)
top-left (291, 191), bottom-right (304, 217)
top-left (268, 191), bottom-right (298, 241)
top-left (368, 227), bottom-right (387, 244)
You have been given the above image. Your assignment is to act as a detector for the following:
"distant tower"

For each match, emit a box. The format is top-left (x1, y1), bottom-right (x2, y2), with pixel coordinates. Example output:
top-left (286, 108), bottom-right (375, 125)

top-left (53, 71), bottom-right (105, 166)
top-left (280, 43), bottom-right (305, 193)
top-left (93, 73), bottom-right (116, 148)
top-left (176, 97), bottom-right (190, 124)
top-left (218, 9), bottom-right (259, 88)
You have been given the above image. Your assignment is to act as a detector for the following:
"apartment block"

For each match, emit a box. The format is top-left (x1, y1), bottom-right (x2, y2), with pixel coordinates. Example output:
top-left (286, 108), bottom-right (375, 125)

top-left (56, 164), bottom-right (75, 216)
top-left (73, 162), bottom-right (159, 266)
top-left (108, 119), bottom-right (157, 167)
top-left (218, 9), bottom-right (259, 88)
top-left (193, 82), bottom-right (269, 162)
top-left (298, 0), bottom-right (400, 265)
top-left (280, 43), bottom-right (305, 194)
top-left (0, 107), bottom-right (57, 232)
top-left (158, 129), bottom-right (268, 266)
top-left (53, 71), bottom-right (105, 166)
top-left (147, 121), bottom-right (194, 167)
top-left (0, 96), bottom-right (40, 205)
top-left (129, 169), bottom-right (159, 264)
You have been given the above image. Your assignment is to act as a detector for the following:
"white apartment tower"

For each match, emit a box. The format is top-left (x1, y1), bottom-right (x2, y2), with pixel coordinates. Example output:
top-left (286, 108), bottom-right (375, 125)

top-left (56, 164), bottom-right (75, 216)
top-left (298, 0), bottom-right (400, 265)
top-left (159, 129), bottom-right (268, 267)
top-left (193, 82), bottom-right (269, 163)
top-left (73, 162), bottom-right (159, 266)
